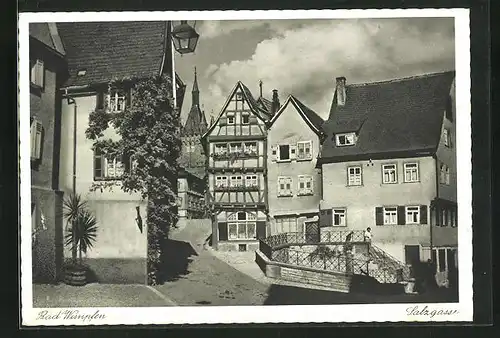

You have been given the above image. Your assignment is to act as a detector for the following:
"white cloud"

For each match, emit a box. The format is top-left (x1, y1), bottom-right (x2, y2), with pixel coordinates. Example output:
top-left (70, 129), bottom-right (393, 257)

top-left (200, 18), bottom-right (455, 120)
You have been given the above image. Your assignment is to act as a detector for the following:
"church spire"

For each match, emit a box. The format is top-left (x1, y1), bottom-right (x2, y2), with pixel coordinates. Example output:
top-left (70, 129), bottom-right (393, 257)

top-left (192, 66), bottom-right (200, 106)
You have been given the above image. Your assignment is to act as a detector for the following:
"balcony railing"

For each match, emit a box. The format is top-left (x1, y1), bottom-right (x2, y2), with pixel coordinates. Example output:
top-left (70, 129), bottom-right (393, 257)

top-left (213, 185), bottom-right (260, 192)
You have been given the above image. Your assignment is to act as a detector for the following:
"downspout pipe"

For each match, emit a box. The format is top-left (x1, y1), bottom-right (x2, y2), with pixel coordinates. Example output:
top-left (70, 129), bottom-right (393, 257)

top-left (64, 88), bottom-right (78, 195)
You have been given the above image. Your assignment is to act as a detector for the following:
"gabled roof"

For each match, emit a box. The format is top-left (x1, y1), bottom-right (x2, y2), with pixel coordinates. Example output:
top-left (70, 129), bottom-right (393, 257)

top-left (57, 21), bottom-right (174, 87)
top-left (29, 23), bottom-right (66, 56)
top-left (319, 71), bottom-right (455, 163)
top-left (269, 95), bottom-right (324, 135)
top-left (201, 81), bottom-right (270, 139)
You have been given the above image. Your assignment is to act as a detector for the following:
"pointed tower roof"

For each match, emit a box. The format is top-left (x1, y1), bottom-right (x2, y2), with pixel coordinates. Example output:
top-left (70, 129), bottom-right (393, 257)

top-left (182, 67), bottom-right (207, 137)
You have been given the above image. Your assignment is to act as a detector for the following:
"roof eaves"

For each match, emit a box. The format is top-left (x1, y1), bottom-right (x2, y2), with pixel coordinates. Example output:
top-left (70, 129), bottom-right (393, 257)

top-left (201, 82), bottom-right (240, 140)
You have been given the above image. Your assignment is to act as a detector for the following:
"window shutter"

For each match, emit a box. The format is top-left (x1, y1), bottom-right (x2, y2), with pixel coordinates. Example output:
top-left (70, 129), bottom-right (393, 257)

top-left (219, 117), bottom-right (227, 126)
top-left (307, 140), bottom-right (313, 159)
top-left (30, 119), bottom-right (37, 158)
top-left (270, 145), bottom-right (277, 161)
top-left (420, 205), bottom-right (428, 224)
top-left (319, 209), bottom-right (332, 227)
top-left (35, 122), bottom-right (44, 160)
top-left (96, 91), bottom-right (104, 110)
top-left (256, 221), bottom-right (266, 239)
top-left (218, 222), bottom-right (228, 241)
top-left (397, 206), bottom-right (406, 225)
top-left (249, 115), bottom-right (258, 124)
top-left (375, 207), bottom-right (383, 225)
top-left (126, 87), bottom-right (133, 108)
top-left (289, 144), bottom-right (297, 160)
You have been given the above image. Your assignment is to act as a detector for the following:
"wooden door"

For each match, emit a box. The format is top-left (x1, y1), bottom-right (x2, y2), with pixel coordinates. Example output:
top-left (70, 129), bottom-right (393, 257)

top-left (305, 221), bottom-right (319, 243)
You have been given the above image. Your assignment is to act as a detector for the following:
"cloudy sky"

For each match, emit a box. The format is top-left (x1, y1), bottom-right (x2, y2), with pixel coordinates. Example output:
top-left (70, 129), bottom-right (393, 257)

top-left (175, 18), bottom-right (455, 124)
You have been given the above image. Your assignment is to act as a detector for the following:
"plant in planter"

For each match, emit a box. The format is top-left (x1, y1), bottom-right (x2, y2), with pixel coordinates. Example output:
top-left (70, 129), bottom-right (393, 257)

top-left (62, 194), bottom-right (98, 286)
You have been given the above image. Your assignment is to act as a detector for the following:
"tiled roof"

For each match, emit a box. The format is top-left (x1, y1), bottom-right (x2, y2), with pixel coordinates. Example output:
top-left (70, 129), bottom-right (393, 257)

top-left (320, 71), bottom-right (455, 162)
top-left (257, 97), bottom-right (272, 113)
top-left (291, 96), bottom-right (325, 132)
top-left (179, 166), bottom-right (206, 180)
top-left (57, 21), bottom-right (170, 87)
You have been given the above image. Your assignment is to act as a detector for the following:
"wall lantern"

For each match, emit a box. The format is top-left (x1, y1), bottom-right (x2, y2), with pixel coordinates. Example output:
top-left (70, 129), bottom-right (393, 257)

top-left (171, 20), bottom-right (199, 54)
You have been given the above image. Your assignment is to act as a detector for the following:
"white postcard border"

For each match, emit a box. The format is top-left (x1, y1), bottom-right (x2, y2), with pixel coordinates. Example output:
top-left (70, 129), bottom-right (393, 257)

top-left (19, 9), bottom-right (472, 325)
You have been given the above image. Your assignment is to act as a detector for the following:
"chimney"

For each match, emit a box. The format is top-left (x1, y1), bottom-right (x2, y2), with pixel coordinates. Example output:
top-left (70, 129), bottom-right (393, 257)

top-left (259, 80), bottom-right (263, 97)
top-left (336, 77), bottom-right (346, 106)
top-left (271, 89), bottom-right (280, 114)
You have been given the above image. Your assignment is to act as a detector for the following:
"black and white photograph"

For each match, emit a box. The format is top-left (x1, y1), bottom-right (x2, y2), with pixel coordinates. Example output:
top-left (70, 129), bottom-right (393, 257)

top-left (19, 9), bottom-right (472, 325)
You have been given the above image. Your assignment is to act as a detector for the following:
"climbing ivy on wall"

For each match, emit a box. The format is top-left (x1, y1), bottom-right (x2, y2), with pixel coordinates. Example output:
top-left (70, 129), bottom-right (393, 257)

top-left (86, 74), bottom-right (181, 285)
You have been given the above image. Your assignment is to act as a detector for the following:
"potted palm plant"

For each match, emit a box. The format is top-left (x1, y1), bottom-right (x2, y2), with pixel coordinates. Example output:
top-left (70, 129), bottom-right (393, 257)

top-left (63, 194), bottom-right (98, 286)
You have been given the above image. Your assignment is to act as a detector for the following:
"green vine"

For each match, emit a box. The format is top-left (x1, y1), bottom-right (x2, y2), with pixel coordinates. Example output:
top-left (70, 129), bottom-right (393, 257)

top-left (86, 74), bottom-right (181, 285)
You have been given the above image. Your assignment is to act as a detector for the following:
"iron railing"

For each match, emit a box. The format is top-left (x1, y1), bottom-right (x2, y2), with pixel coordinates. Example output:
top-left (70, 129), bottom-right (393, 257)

top-left (259, 231), bottom-right (411, 284)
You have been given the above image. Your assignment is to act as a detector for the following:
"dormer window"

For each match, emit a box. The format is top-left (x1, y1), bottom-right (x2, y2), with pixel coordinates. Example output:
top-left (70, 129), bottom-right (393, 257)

top-left (335, 132), bottom-right (356, 146)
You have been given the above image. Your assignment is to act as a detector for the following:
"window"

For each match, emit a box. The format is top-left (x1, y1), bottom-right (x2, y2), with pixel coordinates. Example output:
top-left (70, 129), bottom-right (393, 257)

top-left (108, 88), bottom-right (128, 112)
top-left (382, 164), bottom-right (397, 184)
top-left (347, 166), bottom-right (362, 186)
top-left (30, 118), bottom-right (43, 161)
top-left (215, 176), bottom-right (228, 188)
top-left (443, 128), bottom-right (451, 147)
top-left (336, 132), bottom-right (356, 146)
top-left (30, 59), bottom-right (44, 88)
top-left (404, 163), bottom-right (419, 182)
top-left (245, 175), bottom-right (258, 188)
top-left (275, 217), bottom-right (298, 233)
top-left (93, 151), bottom-right (125, 180)
top-left (333, 209), bottom-right (346, 226)
top-left (278, 144), bottom-right (290, 161)
top-left (405, 206), bottom-right (420, 224)
top-left (297, 141), bottom-right (313, 160)
top-left (227, 212), bottom-right (257, 240)
top-left (297, 175), bottom-right (313, 195)
top-left (440, 164), bottom-right (450, 185)
top-left (229, 175), bottom-right (243, 188)
top-left (383, 207), bottom-right (398, 225)
top-left (229, 143), bottom-right (242, 153)
top-left (244, 142), bottom-right (257, 155)
top-left (278, 176), bottom-right (293, 197)
top-left (215, 143), bottom-right (227, 155)
top-left (227, 113), bottom-right (235, 125)
top-left (242, 113), bottom-right (250, 124)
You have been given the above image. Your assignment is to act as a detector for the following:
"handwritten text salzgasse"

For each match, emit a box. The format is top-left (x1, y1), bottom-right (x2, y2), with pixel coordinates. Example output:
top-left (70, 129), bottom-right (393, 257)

top-left (36, 310), bottom-right (106, 323)
top-left (406, 305), bottom-right (459, 319)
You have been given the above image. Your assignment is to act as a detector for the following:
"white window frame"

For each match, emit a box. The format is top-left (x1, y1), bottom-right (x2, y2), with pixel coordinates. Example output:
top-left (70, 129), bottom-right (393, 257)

top-left (336, 132), bottom-right (356, 146)
top-left (277, 144), bottom-right (291, 161)
top-left (227, 211), bottom-right (257, 240)
top-left (244, 142), bottom-right (257, 155)
top-left (445, 166), bottom-right (450, 185)
top-left (245, 175), bottom-right (258, 188)
top-left (383, 207), bottom-right (398, 225)
top-left (94, 152), bottom-right (124, 180)
top-left (30, 118), bottom-right (43, 160)
top-left (297, 175), bottom-right (313, 195)
top-left (382, 164), bottom-right (398, 184)
top-left (229, 175), bottom-right (243, 188)
top-left (107, 88), bottom-right (127, 112)
top-left (347, 166), bottom-right (362, 186)
top-left (440, 163), bottom-right (449, 185)
top-left (214, 143), bottom-right (228, 155)
top-left (229, 142), bottom-right (242, 154)
top-left (278, 176), bottom-right (293, 197)
top-left (405, 206), bottom-right (420, 224)
top-left (404, 163), bottom-right (419, 183)
top-left (333, 209), bottom-right (346, 227)
top-left (226, 112), bottom-right (235, 125)
top-left (30, 59), bottom-right (44, 88)
top-left (296, 141), bottom-right (313, 160)
top-left (275, 216), bottom-right (298, 233)
top-left (215, 175), bottom-right (228, 188)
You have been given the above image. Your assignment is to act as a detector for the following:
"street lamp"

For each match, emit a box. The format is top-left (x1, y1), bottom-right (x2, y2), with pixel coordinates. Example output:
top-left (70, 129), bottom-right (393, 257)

top-left (171, 20), bottom-right (199, 55)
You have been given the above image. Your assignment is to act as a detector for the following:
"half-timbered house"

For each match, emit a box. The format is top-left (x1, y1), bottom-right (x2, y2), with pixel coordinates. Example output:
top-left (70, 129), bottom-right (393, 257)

top-left (202, 82), bottom-right (276, 251)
